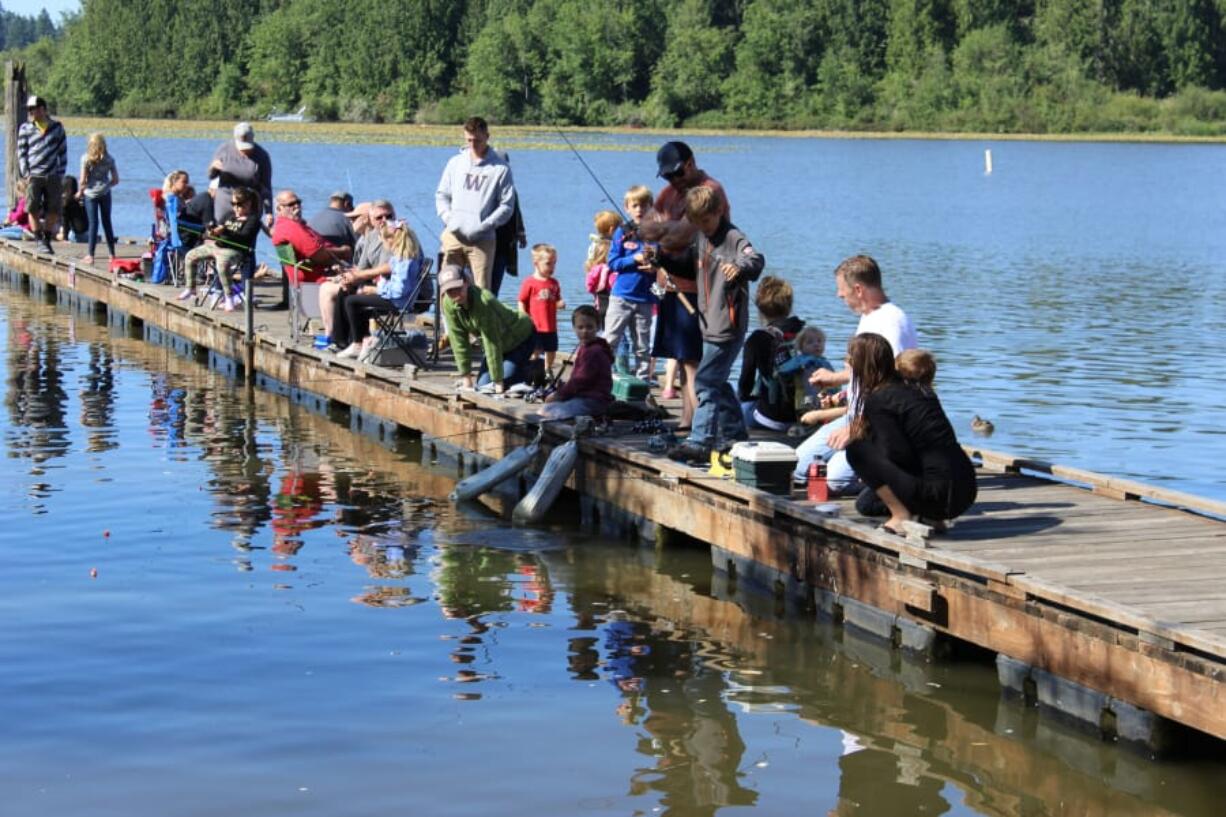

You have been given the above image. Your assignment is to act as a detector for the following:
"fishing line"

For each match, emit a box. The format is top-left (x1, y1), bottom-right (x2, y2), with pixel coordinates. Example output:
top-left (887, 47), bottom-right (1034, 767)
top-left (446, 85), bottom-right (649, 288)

top-left (556, 129), bottom-right (628, 224)
top-left (118, 119), bottom-right (168, 179)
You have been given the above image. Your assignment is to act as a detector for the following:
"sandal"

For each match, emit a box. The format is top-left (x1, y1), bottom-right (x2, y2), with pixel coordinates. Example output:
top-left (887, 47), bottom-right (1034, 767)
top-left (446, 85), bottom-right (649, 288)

top-left (877, 523), bottom-right (906, 537)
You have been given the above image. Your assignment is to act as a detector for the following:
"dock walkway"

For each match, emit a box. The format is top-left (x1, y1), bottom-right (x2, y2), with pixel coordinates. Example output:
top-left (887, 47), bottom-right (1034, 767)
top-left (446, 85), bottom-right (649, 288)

top-left (4, 236), bottom-right (1224, 746)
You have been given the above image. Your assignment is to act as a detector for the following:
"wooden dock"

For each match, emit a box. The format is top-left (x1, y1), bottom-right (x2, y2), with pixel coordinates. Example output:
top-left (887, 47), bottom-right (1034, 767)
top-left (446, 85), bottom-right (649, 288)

top-left (4, 236), bottom-right (1225, 748)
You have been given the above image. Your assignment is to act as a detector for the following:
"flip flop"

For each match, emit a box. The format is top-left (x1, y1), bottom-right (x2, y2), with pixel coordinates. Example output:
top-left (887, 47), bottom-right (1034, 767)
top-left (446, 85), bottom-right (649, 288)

top-left (877, 523), bottom-right (906, 537)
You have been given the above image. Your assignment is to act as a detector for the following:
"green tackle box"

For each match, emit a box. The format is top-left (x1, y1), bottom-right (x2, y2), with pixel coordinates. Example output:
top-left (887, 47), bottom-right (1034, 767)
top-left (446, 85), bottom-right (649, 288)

top-left (611, 374), bottom-right (651, 401)
top-left (730, 441), bottom-right (798, 496)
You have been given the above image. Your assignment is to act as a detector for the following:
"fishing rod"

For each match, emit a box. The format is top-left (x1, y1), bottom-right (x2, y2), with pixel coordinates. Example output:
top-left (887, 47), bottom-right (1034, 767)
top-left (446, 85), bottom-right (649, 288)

top-left (556, 129), bottom-right (698, 318)
top-left (556, 129), bottom-right (628, 225)
top-left (119, 119), bottom-right (168, 179)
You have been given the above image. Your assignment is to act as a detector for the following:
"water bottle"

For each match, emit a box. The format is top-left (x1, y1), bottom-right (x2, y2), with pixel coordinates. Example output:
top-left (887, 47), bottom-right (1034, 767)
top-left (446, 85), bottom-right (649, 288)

top-left (808, 460), bottom-right (828, 502)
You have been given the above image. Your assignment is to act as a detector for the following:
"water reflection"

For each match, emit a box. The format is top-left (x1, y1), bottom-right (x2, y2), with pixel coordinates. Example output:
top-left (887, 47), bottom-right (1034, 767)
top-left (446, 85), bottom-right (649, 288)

top-left (5, 285), bottom-right (1226, 817)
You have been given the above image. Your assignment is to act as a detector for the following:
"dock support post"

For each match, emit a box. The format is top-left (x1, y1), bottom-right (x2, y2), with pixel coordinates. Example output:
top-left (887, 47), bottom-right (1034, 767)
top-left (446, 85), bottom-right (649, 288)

top-left (243, 275), bottom-right (255, 386)
top-left (5, 61), bottom-right (28, 209)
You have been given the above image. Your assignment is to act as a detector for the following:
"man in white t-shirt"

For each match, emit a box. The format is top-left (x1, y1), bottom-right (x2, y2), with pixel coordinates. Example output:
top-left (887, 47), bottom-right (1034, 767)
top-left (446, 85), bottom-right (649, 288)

top-left (793, 255), bottom-right (918, 487)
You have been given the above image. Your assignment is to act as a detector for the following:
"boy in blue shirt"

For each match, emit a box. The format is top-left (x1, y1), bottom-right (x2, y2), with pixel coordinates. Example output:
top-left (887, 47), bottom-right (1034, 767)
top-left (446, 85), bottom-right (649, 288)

top-left (602, 185), bottom-right (658, 379)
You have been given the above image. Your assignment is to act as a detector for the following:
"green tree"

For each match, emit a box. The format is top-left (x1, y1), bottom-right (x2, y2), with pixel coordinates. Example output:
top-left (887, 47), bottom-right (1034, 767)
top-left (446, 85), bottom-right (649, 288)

top-left (645, 0), bottom-right (736, 125)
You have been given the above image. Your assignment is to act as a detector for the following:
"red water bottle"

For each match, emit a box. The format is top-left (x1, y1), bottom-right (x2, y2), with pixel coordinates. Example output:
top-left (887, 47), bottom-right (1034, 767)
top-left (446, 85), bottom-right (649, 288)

top-left (808, 460), bottom-right (828, 502)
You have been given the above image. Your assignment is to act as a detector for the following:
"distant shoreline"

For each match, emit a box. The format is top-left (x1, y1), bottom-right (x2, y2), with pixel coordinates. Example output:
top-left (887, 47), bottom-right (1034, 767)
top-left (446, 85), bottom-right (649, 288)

top-left (61, 117), bottom-right (1226, 149)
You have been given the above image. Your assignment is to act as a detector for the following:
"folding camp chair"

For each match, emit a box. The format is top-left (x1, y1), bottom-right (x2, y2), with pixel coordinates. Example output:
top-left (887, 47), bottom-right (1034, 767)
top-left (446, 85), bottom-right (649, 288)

top-left (276, 243), bottom-right (322, 345)
top-left (164, 195), bottom-right (202, 289)
top-left (362, 257), bottom-right (434, 368)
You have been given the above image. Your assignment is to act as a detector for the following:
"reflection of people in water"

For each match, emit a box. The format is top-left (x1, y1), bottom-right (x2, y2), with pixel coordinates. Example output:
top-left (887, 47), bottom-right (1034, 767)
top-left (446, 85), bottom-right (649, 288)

top-left (5, 321), bottom-right (71, 466)
top-left (271, 470), bottom-right (327, 556)
top-left (828, 736), bottom-right (949, 816)
top-left (79, 343), bottom-right (117, 452)
top-left (596, 611), bottom-right (757, 815)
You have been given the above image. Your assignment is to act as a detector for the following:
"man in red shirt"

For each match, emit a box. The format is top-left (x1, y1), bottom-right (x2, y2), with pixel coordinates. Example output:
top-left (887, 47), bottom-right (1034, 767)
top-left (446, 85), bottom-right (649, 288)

top-left (269, 189), bottom-right (352, 312)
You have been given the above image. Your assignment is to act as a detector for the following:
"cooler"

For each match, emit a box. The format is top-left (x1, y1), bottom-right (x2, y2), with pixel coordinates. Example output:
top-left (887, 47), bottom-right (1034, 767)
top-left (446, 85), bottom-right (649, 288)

top-left (612, 374), bottom-right (651, 401)
top-left (730, 441), bottom-right (798, 496)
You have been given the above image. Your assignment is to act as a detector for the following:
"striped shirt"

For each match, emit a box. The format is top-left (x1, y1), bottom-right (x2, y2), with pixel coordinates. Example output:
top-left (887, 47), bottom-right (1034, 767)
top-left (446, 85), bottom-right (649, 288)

top-left (17, 117), bottom-right (68, 178)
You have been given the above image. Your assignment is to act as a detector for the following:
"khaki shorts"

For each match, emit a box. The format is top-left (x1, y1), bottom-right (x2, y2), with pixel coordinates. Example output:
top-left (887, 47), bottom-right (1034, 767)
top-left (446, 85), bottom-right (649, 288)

top-left (27, 174), bottom-right (64, 218)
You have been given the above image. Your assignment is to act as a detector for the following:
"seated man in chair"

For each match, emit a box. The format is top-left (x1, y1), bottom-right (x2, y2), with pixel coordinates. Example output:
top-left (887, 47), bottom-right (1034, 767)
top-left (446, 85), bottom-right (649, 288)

top-left (270, 189), bottom-right (352, 313)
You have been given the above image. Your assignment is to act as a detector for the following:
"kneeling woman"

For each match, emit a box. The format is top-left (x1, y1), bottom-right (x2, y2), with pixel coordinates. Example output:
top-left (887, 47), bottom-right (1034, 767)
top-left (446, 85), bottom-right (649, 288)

top-left (334, 220), bottom-right (427, 359)
top-left (842, 333), bottom-right (976, 534)
top-left (439, 263), bottom-right (536, 393)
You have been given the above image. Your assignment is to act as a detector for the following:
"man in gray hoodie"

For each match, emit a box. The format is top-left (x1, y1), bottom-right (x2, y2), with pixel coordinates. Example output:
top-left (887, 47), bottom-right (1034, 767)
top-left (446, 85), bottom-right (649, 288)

top-left (435, 116), bottom-right (517, 291)
top-left (668, 185), bottom-right (765, 465)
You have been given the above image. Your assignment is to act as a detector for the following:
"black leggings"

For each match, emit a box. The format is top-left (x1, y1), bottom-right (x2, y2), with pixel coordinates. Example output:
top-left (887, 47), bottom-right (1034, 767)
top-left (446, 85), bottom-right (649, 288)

top-left (846, 441), bottom-right (977, 520)
top-left (333, 293), bottom-right (395, 347)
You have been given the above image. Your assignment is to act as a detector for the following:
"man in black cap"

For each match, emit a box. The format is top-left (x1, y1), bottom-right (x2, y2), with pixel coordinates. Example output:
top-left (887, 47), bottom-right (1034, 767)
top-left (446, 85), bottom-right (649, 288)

top-left (308, 190), bottom-right (357, 252)
top-left (653, 140), bottom-right (730, 225)
top-left (16, 95), bottom-right (68, 255)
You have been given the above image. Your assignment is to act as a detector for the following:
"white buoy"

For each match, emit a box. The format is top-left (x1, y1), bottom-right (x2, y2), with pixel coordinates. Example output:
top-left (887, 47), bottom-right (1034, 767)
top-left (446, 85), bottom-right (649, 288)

top-left (984, 149), bottom-right (993, 175)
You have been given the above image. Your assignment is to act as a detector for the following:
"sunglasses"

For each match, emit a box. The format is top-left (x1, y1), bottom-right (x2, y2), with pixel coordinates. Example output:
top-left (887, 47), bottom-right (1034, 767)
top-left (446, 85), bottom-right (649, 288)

top-left (662, 169), bottom-right (683, 181)
top-left (370, 213), bottom-right (390, 221)
top-left (279, 200), bottom-right (301, 208)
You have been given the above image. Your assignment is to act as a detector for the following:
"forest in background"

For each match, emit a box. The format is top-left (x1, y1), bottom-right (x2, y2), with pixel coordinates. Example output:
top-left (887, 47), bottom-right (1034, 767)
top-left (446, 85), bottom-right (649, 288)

top-left (4, 0), bottom-right (1226, 136)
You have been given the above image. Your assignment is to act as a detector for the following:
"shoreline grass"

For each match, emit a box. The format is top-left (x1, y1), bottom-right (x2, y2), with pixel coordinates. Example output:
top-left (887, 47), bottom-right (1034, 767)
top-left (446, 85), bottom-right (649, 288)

top-left (63, 117), bottom-right (1226, 149)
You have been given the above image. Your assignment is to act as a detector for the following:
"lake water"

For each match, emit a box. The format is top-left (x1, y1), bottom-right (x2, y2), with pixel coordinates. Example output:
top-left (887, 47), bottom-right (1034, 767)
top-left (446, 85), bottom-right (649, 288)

top-left (3, 130), bottom-right (1226, 815)
top-left (4, 286), bottom-right (1226, 816)
top-left (15, 128), bottom-right (1226, 499)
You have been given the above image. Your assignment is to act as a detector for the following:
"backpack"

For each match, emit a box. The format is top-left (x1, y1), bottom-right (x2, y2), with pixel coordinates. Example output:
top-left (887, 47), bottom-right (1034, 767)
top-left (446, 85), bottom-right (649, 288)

top-left (755, 324), bottom-right (805, 411)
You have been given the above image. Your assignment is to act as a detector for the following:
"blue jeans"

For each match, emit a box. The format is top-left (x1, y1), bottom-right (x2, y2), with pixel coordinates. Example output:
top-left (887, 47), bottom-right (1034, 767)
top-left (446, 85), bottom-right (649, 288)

top-left (476, 334), bottom-right (535, 387)
top-left (84, 193), bottom-right (116, 257)
top-left (792, 413), bottom-right (860, 493)
top-left (688, 338), bottom-right (746, 448)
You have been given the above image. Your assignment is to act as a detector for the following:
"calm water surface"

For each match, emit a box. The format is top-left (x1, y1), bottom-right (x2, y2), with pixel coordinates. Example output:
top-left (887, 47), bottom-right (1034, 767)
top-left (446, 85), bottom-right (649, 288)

top-left (13, 129), bottom-right (1225, 498)
top-left (4, 278), bottom-right (1226, 815)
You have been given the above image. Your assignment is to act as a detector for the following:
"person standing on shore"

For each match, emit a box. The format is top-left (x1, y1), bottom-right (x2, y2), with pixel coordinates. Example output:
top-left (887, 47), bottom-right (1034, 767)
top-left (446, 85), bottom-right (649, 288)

top-left (435, 116), bottom-right (516, 291)
top-left (208, 122), bottom-right (273, 225)
top-left (77, 132), bottom-right (120, 266)
top-left (16, 95), bottom-right (68, 255)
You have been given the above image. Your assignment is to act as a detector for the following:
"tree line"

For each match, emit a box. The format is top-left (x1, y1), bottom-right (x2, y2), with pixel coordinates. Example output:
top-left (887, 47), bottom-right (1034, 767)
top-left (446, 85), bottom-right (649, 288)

top-left (5, 0), bottom-right (1226, 135)
top-left (0, 4), bottom-right (60, 52)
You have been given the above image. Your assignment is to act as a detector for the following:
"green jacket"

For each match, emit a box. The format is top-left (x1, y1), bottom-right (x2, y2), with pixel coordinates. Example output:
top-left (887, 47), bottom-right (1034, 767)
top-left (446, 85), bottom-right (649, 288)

top-left (443, 286), bottom-right (535, 379)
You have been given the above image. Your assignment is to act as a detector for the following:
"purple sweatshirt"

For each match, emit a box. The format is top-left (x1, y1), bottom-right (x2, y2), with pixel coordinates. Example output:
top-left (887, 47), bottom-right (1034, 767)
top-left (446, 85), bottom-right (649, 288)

top-left (554, 338), bottom-right (614, 404)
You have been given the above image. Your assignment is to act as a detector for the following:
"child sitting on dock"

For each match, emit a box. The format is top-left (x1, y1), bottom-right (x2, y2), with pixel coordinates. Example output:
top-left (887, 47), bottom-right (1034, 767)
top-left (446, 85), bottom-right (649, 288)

top-left (603, 185), bottom-right (659, 380)
top-left (777, 326), bottom-right (835, 409)
top-left (540, 305), bottom-right (614, 420)
top-left (518, 243), bottom-right (565, 372)
top-left (178, 186), bottom-right (261, 311)
top-left (896, 348), bottom-right (936, 387)
top-left (584, 210), bottom-right (621, 322)
top-left (3, 178), bottom-right (30, 234)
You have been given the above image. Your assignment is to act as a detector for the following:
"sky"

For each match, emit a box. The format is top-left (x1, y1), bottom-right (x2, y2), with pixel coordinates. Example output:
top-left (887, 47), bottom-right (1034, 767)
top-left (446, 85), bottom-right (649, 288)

top-left (4, 0), bottom-right (79, 18)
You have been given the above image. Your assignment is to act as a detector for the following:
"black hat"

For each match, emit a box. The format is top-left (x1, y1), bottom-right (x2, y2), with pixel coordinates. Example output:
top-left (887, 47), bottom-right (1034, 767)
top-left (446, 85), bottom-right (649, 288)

top-left (656, 141), bottom-right (693, 177)
top-left (26, 95), bottom-right (46, 109)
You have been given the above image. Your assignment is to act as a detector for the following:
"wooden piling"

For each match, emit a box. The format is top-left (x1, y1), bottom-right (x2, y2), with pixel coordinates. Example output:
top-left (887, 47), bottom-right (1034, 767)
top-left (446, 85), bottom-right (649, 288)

top-left (4, 61), bottom-right (28, 208)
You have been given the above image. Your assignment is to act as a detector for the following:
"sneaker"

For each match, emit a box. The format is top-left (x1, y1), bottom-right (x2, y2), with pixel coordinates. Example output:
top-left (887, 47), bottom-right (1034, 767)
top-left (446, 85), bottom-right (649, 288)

top-left (222, 296), bottom-right (235, 312)
top-left (36, 240), bottom-right (53, 255)
top-left (176, 288), bottom-right (193, 301)
top-left (660, 387), bottom-right (678, 400)
top-left (667, 441), bottom-right (710, 466)
top-left (336, 344), bottom-right (361, 360)
top-left (82, 255), bottom-right (94, 266)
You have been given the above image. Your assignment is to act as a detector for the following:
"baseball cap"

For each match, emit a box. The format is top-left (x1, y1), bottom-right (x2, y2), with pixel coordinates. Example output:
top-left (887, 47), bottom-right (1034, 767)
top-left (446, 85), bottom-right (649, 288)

top-left (26, 95), bottom-right (46, 109)
top-left (234, 122), bottom-right (255, 150)
top-left (656, 141), bottom-right (693, 177)
top-left (438, 263), bottom-right (469, 292)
